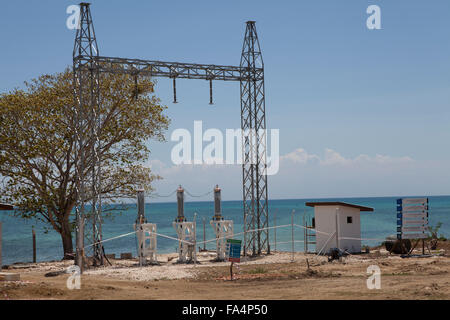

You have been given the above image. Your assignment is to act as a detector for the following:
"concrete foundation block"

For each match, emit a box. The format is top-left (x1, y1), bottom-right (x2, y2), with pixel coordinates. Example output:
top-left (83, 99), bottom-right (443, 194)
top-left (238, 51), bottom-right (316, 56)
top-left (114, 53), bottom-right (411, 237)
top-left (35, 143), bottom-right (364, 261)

top-left (0, 272), bottom-right (20, 281)
top-left (120, 253), bottom-right (133, 259)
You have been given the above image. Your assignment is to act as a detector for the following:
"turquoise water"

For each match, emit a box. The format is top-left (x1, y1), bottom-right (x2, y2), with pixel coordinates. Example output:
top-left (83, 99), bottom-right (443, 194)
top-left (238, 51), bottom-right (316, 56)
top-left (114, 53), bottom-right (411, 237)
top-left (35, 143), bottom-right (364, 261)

top-left (1, 196), bottom-right (449, 265)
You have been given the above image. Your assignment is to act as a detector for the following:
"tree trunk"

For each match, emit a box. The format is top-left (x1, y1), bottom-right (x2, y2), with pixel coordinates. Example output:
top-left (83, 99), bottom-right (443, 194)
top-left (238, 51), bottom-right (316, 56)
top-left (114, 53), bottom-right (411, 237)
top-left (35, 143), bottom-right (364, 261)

top-left (60, 220), bottom-right (74, 260)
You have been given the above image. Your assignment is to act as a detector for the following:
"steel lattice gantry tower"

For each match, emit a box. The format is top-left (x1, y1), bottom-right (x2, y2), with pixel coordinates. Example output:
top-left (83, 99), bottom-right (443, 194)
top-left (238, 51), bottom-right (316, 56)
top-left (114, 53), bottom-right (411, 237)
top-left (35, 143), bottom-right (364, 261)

top-left (73, 3), bottom-right (269, 268)
top-left (240, 22), bottom-right (269, 256)
top-left (73, 3), bottom-right (104, 268)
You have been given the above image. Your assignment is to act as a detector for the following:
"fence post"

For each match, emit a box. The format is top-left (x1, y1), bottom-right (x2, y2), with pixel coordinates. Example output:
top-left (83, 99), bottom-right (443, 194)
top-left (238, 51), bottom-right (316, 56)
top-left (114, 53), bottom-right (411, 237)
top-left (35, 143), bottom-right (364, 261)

top-left (136, 189), bottom-right (145, 267)
top-left (291, 210), bottom-right (295, 262)
top-left (335, 208), bottom-right (340, 250)
top-left (274, 209), bottom-right (277, 252)
top-left (32, 227), bottom-right (36, 263)
top-left (0, 222), bottom-right (2, 269)
top-left (193, 212), bottom-right (197, 265)
top-left (203, 217), bottom-right (206, 251)
top-left (303, 215), bottom-right (306, 254)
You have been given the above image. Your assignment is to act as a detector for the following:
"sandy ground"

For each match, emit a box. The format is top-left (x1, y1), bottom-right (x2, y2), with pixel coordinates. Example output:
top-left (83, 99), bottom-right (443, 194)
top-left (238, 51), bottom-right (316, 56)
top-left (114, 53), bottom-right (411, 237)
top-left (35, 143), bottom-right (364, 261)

top-left (1, 242), bottom-right (449, 300)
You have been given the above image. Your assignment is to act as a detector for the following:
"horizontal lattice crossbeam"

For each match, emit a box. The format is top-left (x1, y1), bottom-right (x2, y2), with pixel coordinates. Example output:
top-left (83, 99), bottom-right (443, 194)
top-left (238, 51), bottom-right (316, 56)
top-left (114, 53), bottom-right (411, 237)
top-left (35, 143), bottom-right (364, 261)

top-left (73, 56), bottom-right (264, 81)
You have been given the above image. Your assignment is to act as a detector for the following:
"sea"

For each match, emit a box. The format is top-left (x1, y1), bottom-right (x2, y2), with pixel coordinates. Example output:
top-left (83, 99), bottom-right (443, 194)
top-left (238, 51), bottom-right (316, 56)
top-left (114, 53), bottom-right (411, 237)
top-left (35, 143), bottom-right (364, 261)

top-left (0, 196), bottom-right (449, 265)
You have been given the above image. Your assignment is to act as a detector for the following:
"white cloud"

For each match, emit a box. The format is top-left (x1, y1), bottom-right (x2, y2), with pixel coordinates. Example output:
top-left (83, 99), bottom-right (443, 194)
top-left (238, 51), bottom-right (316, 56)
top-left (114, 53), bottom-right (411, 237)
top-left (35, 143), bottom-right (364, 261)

top-left (281, 148), bottom-right (320, 164)
top-left (144, 147), bottom-right (448, 201)
top-left (281, 148), bottom-right (413, 166)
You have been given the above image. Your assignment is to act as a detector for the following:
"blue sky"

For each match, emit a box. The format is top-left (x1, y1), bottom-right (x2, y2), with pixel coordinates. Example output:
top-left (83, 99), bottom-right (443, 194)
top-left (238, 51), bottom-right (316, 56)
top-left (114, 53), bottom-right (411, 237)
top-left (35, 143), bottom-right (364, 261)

top-left (1, 0), bottom-right (449, 201)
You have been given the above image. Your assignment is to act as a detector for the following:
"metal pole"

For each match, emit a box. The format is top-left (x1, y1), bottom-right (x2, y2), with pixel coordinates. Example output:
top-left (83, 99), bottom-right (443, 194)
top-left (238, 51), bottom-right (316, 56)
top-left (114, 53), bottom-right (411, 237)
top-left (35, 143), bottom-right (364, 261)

top-left (303, 215), bottom-right (306, 254)
top-left (306, 209), bottom-right (310, 254)
top-left (274, 209), bottom-right (277, 252)
top-left (335, 208), bottom-right (340, 250)
top-left (203, 217), bottom-right (206, 251)
top-left (193, 212), bottom-right (197, 265)
top-left (230, 261), bottom-right (234, 280)
top-left (137, 190), bottom-right (145, 267)
top-left (0, 222), bottom-right (2, 269)
top-left (77, 216), bottom-right (85, 272)
top-left (32, 227), bottom-right (36, 263)
top-left (291, 210), bottom-right (295, 262)
top-left (240, 21), bottom-right (268, 256)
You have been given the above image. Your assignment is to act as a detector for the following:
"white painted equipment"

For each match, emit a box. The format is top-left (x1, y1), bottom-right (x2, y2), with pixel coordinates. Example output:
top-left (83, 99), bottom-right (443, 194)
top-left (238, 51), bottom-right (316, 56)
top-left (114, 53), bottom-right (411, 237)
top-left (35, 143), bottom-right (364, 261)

top-left (210, 219), bottom-right (234, 261)
top-left (210, 185), bottom-right (234, 260)
top-left (0, 272), bottom-right (20, 281)
top-left (173, 186), bottom-right (197, 263)
top-left (134, 190), bottom-right (157, 265)
top-left (134, 223), bottom-right (157, 264)
top-left (173, 221), bottom-right (196, 263)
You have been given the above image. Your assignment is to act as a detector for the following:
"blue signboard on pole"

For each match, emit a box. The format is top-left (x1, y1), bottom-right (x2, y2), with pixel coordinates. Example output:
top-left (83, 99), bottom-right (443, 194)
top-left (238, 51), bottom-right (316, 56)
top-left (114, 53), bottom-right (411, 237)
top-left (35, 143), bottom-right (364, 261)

top-left (397, 198), bottom-right (428, 240)
top-left (226, 239), bottom-right (241, 263)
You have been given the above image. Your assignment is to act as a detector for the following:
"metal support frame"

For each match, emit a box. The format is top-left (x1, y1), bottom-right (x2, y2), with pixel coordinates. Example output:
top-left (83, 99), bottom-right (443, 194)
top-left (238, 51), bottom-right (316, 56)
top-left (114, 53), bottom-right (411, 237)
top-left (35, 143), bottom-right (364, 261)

top-left (173, 221), bottom-right (197, 263)
top-left (240, 22), bottom-right (269, 256)
top-left (303, 215), bottom-right (316, 254)
top-left (134, 190), bottom-right (158, 266)
top-left (72, 4), bottom-right (269, 267)
top-left (135, 223), bottom-right (158, 265)
top-left (210, 185), bottom-right (234, 260)
top-left (73, 3), bottom-right (103, 269)
top-left (210, 220), bottom-right (234, 261)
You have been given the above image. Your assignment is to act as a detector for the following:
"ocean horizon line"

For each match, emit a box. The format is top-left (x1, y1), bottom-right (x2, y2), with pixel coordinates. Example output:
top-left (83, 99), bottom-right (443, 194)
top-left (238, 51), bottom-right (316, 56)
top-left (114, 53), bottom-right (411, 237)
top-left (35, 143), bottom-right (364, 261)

top-left (116, 194), bottom-right (450, 205)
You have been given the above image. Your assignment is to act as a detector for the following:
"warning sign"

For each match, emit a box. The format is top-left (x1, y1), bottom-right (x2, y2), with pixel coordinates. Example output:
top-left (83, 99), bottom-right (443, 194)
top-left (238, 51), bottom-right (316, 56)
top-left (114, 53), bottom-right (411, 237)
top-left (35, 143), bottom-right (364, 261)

top-left (226, 239), bottom-right (241, 263)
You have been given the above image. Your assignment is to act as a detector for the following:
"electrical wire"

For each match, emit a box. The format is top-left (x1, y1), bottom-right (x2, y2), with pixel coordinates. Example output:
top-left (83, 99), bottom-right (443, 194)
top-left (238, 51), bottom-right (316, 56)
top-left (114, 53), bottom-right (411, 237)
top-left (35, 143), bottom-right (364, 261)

top-left (184, 189), bottom-right (213, 198)
top-left (147, 190), bottom-right (177, 198)
top-left (146, 188), bottom-right (213, 199)
top-left (82, 220), bottom-right (390, 250)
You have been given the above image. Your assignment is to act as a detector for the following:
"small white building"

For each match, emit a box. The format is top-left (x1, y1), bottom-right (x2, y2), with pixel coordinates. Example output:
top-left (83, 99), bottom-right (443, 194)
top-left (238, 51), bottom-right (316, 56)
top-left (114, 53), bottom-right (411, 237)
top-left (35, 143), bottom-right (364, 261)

top-left (305, 202), bottom-right (373, 254)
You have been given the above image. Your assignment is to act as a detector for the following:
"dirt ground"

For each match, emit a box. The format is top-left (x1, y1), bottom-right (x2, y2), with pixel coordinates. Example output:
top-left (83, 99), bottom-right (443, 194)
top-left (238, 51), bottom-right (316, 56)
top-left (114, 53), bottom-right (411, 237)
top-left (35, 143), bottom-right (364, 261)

top-left (1, 242), bottom-right (449, 300)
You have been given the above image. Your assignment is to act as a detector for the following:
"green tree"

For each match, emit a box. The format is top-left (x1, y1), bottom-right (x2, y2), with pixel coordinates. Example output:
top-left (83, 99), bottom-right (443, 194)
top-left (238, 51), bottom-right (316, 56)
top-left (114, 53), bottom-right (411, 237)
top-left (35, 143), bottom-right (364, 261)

top-left (427, 222), bottom-right (443, 250)
top-left (0, 68), bottom-right (169, 259)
